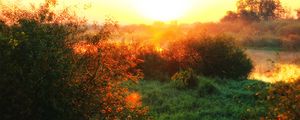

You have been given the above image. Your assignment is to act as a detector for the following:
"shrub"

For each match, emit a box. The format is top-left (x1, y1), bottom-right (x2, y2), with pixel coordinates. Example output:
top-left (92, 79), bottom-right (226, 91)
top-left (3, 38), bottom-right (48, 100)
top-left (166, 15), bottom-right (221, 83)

top-left (137, 51), bottom-right (170, 81)
top-left (0, 18), bottom-right (80, 120)
top-left (262, 80), bottom-right (300, 119)
top-left (0, 3), bottom-right (148, 120)
top-left (171, 69), bottom-right (197, 89)
top-left (187, 35), bottom-right (253, 79)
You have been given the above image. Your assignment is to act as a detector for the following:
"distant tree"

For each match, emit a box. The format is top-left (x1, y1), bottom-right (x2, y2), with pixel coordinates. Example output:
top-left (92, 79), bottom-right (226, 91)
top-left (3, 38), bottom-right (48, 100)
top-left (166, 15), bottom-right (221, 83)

top-left (221, 11), bottom-right (239, 22)
top-left (297, 9), bottom-right (300, 20)
top-left (237, 0), bottom-right (285, 20)
top-left (239, 10), bottom-right (261, 22)
top-left (221, 10), bottom-right (259, 22)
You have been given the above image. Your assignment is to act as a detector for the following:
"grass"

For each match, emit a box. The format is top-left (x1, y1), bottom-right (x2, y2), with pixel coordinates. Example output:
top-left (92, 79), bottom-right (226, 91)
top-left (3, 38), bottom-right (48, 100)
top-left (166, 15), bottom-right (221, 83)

top-left (127, 77), bottom-right (270, 120)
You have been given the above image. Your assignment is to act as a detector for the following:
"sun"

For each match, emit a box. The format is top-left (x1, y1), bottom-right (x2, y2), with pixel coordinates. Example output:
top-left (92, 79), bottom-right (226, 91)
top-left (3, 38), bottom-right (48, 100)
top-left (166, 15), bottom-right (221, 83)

top-left (133, 0), bottom-right (190, 21)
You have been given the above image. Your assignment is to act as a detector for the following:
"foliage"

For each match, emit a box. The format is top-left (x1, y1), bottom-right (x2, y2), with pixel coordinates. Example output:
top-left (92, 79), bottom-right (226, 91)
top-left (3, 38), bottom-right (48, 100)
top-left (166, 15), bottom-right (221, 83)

top-left (222, 0), bottom-right (286, 22)
top-left (171, 69), bottom-right (197, 89)
top-left (237, 0), bottom-right (285, 21)
top-left (187, 35), bottom-right (253, 79)
top-left (73, 42), bottom-right (148, 119)
top-left (221, 11), bottom-right (239, 22)
top-left (258, 80), bottom-right (300, 119)
top-left (0, 12), bottom-right (82, 120)
top-left (0, 2), bottom-right (148, 120)
top-left (137, 50), bottom-right (170, 81)
top-left (297, 9), bottom-right (300, 20)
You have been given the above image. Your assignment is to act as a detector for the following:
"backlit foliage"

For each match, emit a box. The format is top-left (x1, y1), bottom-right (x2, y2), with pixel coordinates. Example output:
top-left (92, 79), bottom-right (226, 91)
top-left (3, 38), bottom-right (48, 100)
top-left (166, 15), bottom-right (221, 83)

top-left (257, 80), bottom-right (300, 119)
top-left (186, 35), bottom-right (253, 79)
top-left (171, 69), bottom-right (197, 89)
top-left (0, 1), bottom-right (148, 119)
top-left (71, 41), bottom-right (148, 119)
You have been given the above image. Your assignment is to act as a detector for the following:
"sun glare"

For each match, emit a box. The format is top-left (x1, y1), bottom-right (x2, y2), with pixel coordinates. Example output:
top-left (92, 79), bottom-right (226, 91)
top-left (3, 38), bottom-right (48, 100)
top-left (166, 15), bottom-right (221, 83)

top-left (133, 0), bottom-right (190, 21)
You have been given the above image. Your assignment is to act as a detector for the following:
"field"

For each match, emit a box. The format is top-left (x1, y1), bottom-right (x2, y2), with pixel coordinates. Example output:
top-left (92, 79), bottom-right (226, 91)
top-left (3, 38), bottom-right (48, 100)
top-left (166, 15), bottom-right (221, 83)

top-left (125, 49), bottom-right (300, 120)
top-left (128, 78), bottom-right (268, 120)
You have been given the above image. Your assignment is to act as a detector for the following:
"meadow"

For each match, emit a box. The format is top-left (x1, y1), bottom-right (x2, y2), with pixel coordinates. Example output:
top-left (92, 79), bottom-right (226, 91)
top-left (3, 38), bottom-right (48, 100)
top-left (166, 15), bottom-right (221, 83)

top-left (126, 48), bottom-right (300, 120)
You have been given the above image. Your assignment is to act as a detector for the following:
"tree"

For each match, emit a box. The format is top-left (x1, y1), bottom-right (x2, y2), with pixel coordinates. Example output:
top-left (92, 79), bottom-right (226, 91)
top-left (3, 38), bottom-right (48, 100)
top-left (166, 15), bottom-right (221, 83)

top-left (237, 0), bottom-right (285, 20)
top-left (297, 9), bottom-right (300, 20)
top-left (239, 10), bottom-right (261, 21)
top-left (221, 11), bottom-right (239, 22)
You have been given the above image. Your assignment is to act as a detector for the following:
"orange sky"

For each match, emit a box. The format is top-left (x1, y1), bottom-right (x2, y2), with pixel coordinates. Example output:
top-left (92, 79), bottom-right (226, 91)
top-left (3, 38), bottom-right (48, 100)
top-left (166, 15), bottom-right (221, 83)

top-left (2, 0), bottom-right (300, 24)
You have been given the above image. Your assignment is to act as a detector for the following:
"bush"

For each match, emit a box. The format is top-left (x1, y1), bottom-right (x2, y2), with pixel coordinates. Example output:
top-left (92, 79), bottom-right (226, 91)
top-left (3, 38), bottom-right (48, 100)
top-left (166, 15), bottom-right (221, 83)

top-left (0, 3), bottom-right (148, 120)
top-left (137, 45), bottom-right (183, 81)
top-left (261, 80), bottom-right (300, 119)
top-left (137, 51), bottom-right (170, 81)
top-left (0, 18), bottom-right (80, 119)
top-left (171, 69), bottom-right (197, 89)
top-left (187, 35), bottom-right (253, 79)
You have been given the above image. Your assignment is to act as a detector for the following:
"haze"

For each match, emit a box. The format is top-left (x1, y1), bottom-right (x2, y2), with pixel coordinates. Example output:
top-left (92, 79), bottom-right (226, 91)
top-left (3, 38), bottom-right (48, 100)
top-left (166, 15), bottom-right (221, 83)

top-left (2, 0), bottom-right (300, 24)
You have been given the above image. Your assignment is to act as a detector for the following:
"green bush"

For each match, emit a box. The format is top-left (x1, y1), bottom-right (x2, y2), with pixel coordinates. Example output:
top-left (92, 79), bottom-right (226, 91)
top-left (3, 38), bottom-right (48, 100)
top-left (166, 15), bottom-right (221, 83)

top-left (187, 35), bottom-right (253, 79)
top-left (0, 18), bottom-right (80, 119)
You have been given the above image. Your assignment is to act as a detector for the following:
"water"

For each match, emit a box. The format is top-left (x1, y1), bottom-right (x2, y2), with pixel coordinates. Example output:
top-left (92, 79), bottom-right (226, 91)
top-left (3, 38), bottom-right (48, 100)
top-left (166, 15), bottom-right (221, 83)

top-left (246, 49), bottom-right (300, 83)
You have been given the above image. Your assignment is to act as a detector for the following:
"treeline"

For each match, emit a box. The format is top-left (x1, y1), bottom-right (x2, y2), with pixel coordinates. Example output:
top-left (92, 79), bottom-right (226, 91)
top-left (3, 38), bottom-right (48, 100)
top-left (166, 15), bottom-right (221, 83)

top-left (119, 0), bottom-right (300, 51)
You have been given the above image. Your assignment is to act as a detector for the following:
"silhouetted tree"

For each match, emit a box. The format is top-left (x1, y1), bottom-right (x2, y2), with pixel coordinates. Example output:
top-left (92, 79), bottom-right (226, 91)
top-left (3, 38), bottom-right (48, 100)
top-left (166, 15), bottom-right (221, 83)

top-left (297, 9), bottom-right (300, 20)
top-left (239, 10), bottom-right (260, 21)
top-left (221, 11), bottom-right (239, 22)
top-left (237, 0), bottom-right (285, 20)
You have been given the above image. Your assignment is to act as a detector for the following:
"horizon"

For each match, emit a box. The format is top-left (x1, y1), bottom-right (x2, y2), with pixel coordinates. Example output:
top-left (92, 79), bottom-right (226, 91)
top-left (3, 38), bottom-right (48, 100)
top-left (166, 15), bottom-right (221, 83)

top-left (1, 0), bottom-right (300, 119)
top-left (1, 0), bottom-right (300, 24)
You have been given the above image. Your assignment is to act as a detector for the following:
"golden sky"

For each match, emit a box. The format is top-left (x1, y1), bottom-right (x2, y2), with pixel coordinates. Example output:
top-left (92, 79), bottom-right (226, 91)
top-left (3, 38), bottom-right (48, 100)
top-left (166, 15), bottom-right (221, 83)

top-left (2, 0), bottom-right (300, 24)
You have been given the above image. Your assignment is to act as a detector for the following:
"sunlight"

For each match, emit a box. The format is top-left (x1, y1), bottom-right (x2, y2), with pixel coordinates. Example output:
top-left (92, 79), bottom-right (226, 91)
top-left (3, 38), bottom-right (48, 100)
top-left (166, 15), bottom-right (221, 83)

top-left (125, 92), bottom-right (142, 109)
top-left (155, 46), bottom-right (164, 53)
top-left (250, 64), bottom-right (300, 83)
top-left (73, 41), bottom-right (98, 54)
top-left (133, 0), bottom-right (190, 21)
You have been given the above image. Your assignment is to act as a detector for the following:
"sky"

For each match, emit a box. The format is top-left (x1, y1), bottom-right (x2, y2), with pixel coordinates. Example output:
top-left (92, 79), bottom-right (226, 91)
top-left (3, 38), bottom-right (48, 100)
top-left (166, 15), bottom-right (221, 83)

top-left (2, 0), bottom-right (300, 24)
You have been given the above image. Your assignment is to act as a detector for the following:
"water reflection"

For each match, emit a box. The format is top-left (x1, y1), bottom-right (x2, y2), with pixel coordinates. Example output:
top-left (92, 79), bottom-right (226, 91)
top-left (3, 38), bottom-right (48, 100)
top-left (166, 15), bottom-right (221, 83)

top-left (247, 49), bottom-right (300, 83)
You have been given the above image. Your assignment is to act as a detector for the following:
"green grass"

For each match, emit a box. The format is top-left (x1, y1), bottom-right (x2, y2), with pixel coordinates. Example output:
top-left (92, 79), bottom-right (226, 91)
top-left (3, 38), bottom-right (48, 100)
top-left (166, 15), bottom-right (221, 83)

top-left (127, 77), bottom-right (270, 120)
